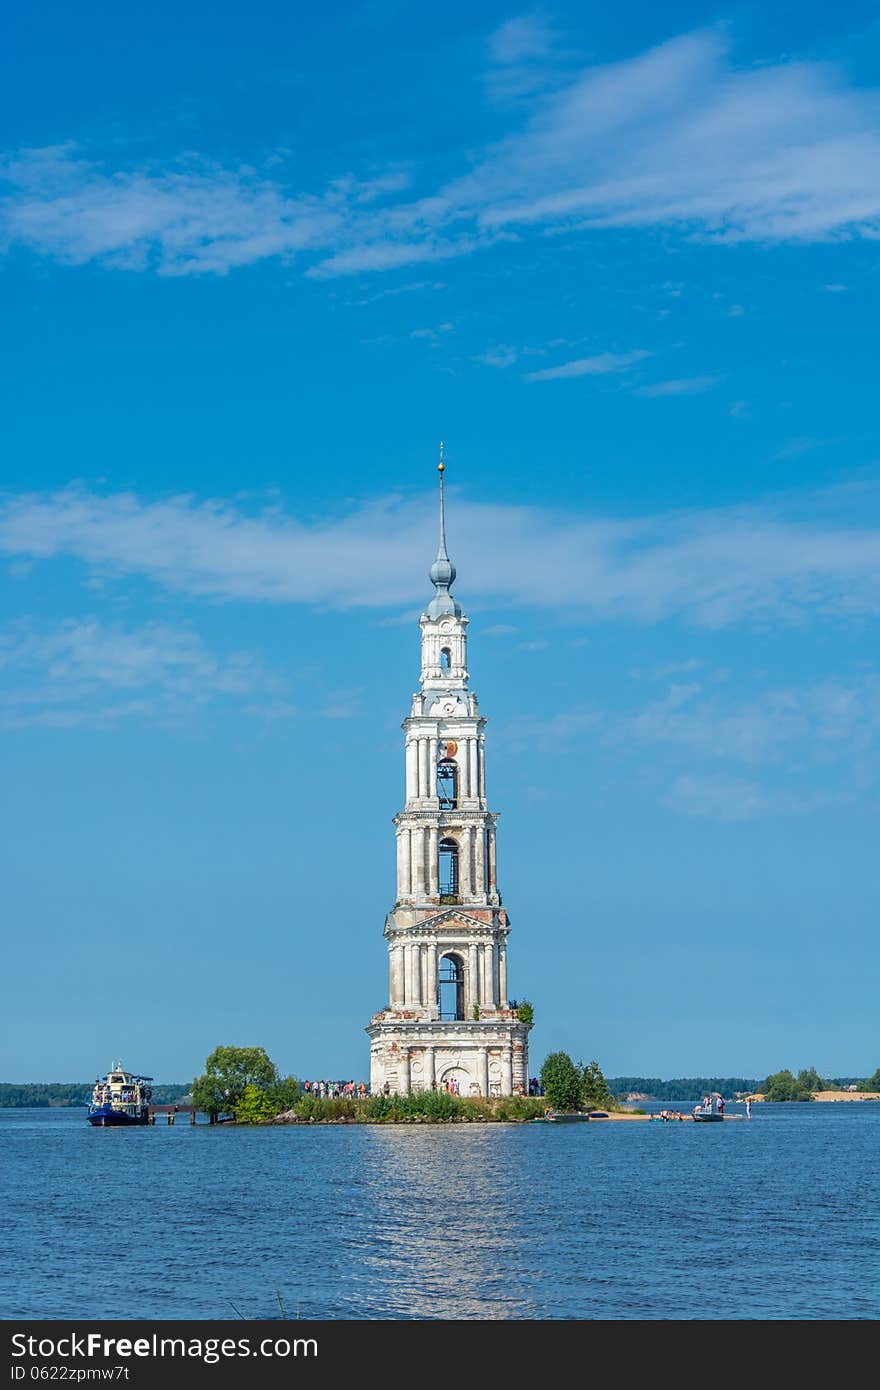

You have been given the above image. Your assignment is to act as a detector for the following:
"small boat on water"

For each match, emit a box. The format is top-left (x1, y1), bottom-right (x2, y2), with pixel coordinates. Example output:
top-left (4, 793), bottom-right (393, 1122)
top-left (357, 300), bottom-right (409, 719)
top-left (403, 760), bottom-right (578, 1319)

top-left (87, 1063), bottom-right (152, 1126)
top-left (692, 1103), bottom-right (725, 1122)
top-left (531, 1109), bottom-right (590, 1123)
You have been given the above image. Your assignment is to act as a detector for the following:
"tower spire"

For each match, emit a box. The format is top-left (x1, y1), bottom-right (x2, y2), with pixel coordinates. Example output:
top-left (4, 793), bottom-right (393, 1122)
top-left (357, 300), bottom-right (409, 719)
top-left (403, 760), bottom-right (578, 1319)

top-left (437, 441), bottom-right (448, 560)
top-left (428, 443), bottom-right (460, 618)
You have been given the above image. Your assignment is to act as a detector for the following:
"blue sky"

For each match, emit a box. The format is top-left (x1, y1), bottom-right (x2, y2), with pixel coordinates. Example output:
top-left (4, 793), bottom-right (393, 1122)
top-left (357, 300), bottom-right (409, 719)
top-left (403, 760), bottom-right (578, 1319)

top-left (2, 1), bottom-right (880, 1082)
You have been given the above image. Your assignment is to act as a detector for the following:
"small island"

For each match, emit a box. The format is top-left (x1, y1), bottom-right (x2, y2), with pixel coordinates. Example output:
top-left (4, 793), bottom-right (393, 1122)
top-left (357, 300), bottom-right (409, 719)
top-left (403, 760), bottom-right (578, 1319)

top-left (188, 1045), bottom-right (634, 1124)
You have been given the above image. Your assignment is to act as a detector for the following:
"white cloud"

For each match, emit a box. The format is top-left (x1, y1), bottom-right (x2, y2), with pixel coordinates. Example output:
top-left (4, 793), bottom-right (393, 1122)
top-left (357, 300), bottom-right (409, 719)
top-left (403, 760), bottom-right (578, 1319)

top-left (505, 671), bottom-right (880, 817)
top-left (634, 374), bottom-right (719, 397)
top-left (487, 14), bottom-right (561, 101)
top-left (666, 773), bottom-right (768, 821)
top-left (0, 146), bottom-right (347, 276)
top-left (489, 15), bottom-right (555, 68)
top-left (525, 349), bottom-right (649, 382)
top-left (476, 344), bottom-right (519, 369)
top-left (4, 483), bottom-right (880, 629)
top-left (3, 31), bottom-right (880, 278)
top-left (0, 618), bottom-right (284, 728)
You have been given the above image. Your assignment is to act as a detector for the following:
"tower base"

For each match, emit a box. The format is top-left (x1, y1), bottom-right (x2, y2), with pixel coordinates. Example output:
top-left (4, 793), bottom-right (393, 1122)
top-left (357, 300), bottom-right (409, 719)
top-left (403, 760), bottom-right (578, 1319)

top-left (366, 1014), bottom-right (530, 1097)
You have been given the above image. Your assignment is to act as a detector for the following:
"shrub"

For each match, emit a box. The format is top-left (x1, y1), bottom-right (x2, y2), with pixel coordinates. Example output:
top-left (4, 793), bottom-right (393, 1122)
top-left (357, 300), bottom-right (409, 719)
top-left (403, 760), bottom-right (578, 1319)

top-left (234, 1084), bottom-right (279, 1125)
top-left (580, 1060), bottom-right (614, 1109)
top-left (516, 1000), bottom-right (534, 1026)
top-left (540, 1052), bottom-right (583, 1111)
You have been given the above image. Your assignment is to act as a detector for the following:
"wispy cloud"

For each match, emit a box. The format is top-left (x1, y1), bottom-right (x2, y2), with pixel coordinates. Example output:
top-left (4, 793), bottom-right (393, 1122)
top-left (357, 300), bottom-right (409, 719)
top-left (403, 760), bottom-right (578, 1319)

top-left (0, 146), bottom-right (348, 276)
top-left (3, 30), bottom-right (880, 278)
top-left (634, 374), bottom-right (720, 397)
top-left (525, 349), bottom-right (649, 382)
top-left (4, 483), bottom-right (880, 629)
top-left (0, 618), bottom-right (284, 728)
top-left (486, 14), bottom-right (562, 101)
top-left (505, 671), bottom-right (880, 817)
top-left (476, 343), bottom-right (520, 369)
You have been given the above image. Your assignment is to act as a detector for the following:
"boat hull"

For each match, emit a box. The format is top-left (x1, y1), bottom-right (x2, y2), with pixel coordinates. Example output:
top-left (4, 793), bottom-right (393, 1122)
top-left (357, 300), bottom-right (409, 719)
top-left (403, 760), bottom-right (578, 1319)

top-left (87, 1106), bottom-right (149, 1127)
top-left (692, 1112), bottom-right (725, 1122)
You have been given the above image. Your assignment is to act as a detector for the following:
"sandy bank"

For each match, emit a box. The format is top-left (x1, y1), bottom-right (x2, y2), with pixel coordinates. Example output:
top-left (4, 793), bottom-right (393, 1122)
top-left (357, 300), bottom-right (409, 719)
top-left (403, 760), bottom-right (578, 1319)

top-left (746, 1090), bottom-right (880, 1103)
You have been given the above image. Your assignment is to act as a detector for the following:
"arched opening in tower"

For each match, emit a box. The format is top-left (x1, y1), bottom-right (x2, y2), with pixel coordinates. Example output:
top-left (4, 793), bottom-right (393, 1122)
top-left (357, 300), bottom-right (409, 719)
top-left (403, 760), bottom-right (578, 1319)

top-left (440, 646), bottom-right (451, 670)
top-left (438, 953), bottom-right (465, 1021)
top-left (438, 836), bottom-right (459, 902)
top-left (437, 758), bottom-right (457, 809)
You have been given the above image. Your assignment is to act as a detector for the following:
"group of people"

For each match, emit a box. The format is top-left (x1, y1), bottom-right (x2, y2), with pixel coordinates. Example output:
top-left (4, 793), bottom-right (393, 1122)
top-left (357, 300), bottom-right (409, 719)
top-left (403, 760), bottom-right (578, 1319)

top-left (696, 1094), bottom-right (725, 1115)
top-left (303, 1080), bottom-right (367, 1100)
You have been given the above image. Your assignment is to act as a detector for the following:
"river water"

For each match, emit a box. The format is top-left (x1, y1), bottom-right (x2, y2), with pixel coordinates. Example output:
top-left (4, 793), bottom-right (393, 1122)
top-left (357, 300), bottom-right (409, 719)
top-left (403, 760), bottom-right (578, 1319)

top-left (2, 1103), bottom-right (877, 1320)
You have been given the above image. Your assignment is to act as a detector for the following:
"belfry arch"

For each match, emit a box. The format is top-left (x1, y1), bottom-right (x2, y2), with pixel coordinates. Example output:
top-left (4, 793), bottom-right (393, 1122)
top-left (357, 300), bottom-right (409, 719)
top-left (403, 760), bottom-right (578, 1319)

top-left (438, 952), bottom-right (465, 1021)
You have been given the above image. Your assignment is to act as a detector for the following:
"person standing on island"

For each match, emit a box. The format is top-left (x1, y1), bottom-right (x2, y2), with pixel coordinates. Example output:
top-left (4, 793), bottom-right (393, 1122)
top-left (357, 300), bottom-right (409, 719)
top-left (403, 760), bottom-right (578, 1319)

top-left (746, 1098), bottom-right (752, 1119)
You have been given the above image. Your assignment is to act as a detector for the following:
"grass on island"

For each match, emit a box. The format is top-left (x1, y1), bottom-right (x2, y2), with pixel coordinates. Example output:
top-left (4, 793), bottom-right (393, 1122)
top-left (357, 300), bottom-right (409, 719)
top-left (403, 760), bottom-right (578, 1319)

top-left (267, 1091), bottom-right (551, 1124)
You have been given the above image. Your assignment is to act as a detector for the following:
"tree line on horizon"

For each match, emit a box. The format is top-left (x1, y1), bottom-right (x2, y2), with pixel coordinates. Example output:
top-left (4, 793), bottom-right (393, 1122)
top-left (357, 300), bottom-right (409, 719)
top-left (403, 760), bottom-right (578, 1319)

top-left (0, 1082), bottom-right (191, 1108)
top-left (4, 1064), bottom-right (879, 1109)
top-left (611, 1069), bottom-right (880, 1102)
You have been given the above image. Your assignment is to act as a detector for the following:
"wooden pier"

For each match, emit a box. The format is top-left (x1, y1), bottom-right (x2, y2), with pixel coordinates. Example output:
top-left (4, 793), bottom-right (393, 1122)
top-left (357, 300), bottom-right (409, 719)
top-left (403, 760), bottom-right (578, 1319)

top-left (147, 1104), bottom-right (213, 1125)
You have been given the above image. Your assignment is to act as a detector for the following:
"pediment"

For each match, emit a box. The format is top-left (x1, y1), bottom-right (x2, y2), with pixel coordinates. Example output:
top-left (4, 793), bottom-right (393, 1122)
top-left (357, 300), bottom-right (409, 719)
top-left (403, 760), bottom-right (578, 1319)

top-left (385, 907), bottom-right (494, 938)
top-left (420, 908), bottom-right (487, 932)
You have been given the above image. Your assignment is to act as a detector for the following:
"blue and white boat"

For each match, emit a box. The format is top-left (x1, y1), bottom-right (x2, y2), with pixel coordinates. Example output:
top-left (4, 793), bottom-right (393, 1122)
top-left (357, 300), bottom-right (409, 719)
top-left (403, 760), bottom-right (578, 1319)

top-left (87, 1063), bottom-right (152, 1126)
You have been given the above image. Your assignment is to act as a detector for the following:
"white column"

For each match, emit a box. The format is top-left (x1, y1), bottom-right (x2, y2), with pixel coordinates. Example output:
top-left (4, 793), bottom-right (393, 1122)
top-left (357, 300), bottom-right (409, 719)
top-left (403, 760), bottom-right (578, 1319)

top-left (501, 1050), bottom-right (513, 1096)
top-left (426, 946), bottom-right (438, 1013)
top-left (427, 826), bottom-right (438, 897)
top-left (479, 736), bottom-right (486, 804)
top-left (405, 739), bottom-right (418, 802)
top-left (481, 945), bottom-right (493, 1007)
top-left (468, 738), bottom-right (478, 798)
top-left (475, 827), bottom-right (486, 898)
top-left (488, 827), bottom-right (497, 894)
top-left (407, 944), bottom-right (421, 1005)
top-left (391, 945), bottom-right (405, 1007)
top-left (413, 828), bottom-right (426, 897)
top-left (491, 942), bottom-right (499, 1007)
top-left (400, 828), bottom-right (412, 898)
top-left (420, 943), bottom-right (429, 1006)
top-left (398, 1049), bottom-right (411, 1095)
top-left (425, 1047), bottom-right (436, 1089)
top-left (478, 1050), bottom-right (489, 1098)
top-left (499, 943), bottom-right (508, 1006)
top-left (419, 738), bottom-right (430, 799)
top-left (468, 943), bottom-right (479, 1013)
top-left (429, 736), bottom-right (438, 798)
top-left (461, 825), bottom-right (473, 898)
top-left (460, 742), bottom-right (469, 802)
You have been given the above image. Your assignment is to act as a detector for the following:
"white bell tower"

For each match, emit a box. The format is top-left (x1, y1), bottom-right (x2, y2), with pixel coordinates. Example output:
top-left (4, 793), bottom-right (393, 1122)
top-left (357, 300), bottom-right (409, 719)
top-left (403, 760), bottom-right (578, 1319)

top-left (367, 451), bottom-right (531, 1097)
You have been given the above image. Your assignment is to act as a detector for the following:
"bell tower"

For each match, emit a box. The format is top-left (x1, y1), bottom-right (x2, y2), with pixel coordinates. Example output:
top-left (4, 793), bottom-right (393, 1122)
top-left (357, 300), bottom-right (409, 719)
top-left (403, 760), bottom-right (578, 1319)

top-left (367, 451), bottom-right (531, 1097)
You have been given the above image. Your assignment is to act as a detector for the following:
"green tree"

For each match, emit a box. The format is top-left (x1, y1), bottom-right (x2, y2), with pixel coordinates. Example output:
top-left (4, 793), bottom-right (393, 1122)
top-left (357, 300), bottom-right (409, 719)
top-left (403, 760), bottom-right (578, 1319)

top-left (580, 1060), bottom-right (614, 1109)
top-left (796, 1068), bottom-right (825, 1094)
top-left (192, 1045), bottom-right (279, 1118)
top-left (762, 1068), bottom-right (816, 1102)
top-left (268, 1075), bottom-right (303, 1112)
top-left (234, 1084), bottom-right (279, 1124)
top-left (540, 1052), bottom-right (583, 1112)
top-left (858, 1067), bottom-right (880, 1092)
top-left (515, 1000), bottom-right (535, 1026)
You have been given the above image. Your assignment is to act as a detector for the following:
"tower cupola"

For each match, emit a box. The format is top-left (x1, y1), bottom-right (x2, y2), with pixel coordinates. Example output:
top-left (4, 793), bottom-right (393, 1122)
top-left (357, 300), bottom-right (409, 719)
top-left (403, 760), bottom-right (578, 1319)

top-left (426, 447), bottom-right (462, 620)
